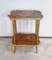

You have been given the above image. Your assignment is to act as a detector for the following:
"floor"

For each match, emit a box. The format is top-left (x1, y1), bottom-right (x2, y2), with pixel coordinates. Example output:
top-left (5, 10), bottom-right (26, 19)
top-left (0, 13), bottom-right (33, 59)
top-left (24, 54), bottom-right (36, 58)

top-left (0, 38), bottom-right (52, 60)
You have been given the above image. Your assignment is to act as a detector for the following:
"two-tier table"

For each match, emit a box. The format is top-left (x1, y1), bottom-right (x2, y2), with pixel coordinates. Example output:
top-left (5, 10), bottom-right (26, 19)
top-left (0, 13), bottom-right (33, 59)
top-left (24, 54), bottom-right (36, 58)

top-left (8, 10), bottom-right (43, 53)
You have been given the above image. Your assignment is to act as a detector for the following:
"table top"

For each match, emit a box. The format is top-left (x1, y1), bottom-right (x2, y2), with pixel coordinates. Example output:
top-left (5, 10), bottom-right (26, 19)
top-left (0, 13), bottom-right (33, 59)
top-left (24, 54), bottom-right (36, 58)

top-left (8, 10), bottom-right (43, 20)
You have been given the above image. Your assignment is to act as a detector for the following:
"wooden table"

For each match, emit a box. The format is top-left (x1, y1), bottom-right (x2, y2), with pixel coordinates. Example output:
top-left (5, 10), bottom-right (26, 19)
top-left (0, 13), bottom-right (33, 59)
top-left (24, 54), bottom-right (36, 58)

top-left (8, 10), bottom-right (43, 53)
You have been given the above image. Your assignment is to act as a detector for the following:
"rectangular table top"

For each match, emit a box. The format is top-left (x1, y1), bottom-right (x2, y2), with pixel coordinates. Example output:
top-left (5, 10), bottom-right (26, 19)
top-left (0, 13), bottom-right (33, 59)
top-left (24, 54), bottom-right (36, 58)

top-left (8, 10), bottom-right (43, 20)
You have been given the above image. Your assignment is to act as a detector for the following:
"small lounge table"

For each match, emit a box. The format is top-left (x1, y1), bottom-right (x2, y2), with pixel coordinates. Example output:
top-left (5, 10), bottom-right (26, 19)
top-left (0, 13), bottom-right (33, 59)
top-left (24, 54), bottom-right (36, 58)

top-left (8, 10), bottom-right (43, 53)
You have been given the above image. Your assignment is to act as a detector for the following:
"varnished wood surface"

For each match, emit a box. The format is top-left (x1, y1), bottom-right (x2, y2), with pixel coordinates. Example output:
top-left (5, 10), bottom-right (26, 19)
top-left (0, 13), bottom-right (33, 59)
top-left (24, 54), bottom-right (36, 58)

top-left (7, 10), bottom-right (43, 53)
top-left (12, 33), bottom-right (40, 45)
top-left (8, 10), bottom-right (43, 20)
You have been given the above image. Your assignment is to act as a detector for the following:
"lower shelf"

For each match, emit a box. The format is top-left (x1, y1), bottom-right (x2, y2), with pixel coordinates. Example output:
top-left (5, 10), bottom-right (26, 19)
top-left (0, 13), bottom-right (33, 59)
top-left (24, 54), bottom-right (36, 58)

top-left (12, 33), bottom-right (40, 45)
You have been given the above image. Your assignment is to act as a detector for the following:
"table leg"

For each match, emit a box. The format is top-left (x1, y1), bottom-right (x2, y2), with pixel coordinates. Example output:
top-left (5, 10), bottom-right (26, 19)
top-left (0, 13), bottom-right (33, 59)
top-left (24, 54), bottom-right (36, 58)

top-left (12, 44), bottom-right (16, 53)
top-left (12, 20), bottom-right (17, 53)
top-left (35, 20), bottom-right (40, 53)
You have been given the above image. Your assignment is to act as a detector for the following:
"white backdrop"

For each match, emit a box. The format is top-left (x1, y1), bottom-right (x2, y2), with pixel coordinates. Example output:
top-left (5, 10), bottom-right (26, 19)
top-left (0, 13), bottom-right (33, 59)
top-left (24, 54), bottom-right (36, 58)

top-left (0, 0), bottom-right (52, 37)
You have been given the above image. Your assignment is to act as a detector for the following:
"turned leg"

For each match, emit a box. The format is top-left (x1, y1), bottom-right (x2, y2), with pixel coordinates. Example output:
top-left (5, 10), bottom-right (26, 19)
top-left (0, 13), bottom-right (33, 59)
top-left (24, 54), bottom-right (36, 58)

top-left (35, 20), bottom-right (40, 53)
top-left (12, 45), bottom-right (16, 53)
top-left (12, 20), bottom-right (17, 53)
